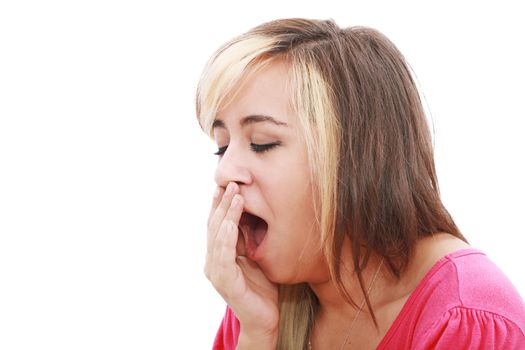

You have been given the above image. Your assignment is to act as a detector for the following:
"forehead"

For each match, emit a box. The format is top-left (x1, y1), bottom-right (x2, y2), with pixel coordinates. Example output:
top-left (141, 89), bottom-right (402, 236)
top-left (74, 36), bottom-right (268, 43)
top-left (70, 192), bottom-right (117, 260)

top-left (214, 60), bottom-right (296, 128)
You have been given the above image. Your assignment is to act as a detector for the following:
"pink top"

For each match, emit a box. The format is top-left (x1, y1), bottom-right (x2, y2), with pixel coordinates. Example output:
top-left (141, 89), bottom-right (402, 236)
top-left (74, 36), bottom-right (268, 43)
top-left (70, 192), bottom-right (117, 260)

top-left (213, 248), bottom-right (525, 349)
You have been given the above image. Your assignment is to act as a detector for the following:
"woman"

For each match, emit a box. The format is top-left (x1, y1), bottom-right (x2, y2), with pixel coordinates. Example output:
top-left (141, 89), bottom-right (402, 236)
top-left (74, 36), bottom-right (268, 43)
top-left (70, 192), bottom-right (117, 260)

top-left (195, 18), bottom-right (525, 349)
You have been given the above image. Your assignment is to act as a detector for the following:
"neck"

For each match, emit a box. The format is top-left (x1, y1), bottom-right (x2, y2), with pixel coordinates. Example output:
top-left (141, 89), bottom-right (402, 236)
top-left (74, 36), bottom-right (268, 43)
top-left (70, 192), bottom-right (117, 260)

top-left (306, 233), bottom-right (470, 349)
top-left (306, 240), bottom-right (411, 350)
top-left (311, 263), bottom-right (383, 318)
top-left (307, 240), bottom-right (404, 322)
top-left (308, 233), bottom-right (467, 322)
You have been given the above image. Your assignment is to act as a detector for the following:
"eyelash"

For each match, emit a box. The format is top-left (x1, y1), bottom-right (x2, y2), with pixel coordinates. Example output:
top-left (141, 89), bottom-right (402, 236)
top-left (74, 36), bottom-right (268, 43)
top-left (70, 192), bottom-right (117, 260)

top-left (214, 141), bottom-right (282, 156)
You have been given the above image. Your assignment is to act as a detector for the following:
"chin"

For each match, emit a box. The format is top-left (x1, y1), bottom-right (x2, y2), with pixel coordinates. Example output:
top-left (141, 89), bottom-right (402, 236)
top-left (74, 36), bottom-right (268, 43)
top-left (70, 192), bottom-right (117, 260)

top-left (259, 261), bottom-right (305, 285)
top-left (262, 256), bottom-right (330, 286)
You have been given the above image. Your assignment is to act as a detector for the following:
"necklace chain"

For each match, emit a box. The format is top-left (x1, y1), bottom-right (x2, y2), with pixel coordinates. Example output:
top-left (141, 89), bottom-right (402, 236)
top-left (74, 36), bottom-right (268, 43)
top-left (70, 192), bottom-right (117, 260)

top-left (309, 258), bottom-right (384, 350)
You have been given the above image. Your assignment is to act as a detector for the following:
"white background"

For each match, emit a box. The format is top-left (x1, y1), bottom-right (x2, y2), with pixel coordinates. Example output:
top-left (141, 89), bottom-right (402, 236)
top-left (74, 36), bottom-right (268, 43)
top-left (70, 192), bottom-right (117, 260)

top-left (0, 0), bottom-right (523, 349)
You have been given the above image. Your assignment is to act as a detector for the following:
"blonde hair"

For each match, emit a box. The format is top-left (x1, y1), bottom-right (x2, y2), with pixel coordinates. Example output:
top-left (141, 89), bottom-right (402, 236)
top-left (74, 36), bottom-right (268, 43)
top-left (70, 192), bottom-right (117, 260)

top-left (195, 18), bottom-right (466, 349)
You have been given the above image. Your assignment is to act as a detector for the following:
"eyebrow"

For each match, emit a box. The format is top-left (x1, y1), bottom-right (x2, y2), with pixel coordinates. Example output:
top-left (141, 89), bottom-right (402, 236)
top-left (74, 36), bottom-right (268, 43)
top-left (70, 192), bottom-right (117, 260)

top-left (212, 114), bottom-right (288, 129)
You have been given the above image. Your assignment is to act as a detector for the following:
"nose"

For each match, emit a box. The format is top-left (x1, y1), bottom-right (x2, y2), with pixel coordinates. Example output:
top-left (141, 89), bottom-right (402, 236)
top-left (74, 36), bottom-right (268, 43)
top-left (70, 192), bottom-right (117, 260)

top-left (214, 143), bottom-right (253, 189)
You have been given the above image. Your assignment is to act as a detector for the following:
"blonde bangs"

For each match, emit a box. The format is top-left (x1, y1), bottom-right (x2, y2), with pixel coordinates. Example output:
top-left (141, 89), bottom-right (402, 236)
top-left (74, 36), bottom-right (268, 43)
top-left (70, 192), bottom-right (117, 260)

top-left (289, 56), bottom-right (341, 270)
top-left (195, 35), bottom-right (279, 137)
top-left (197, 36), bottom-right (341, 260)
top-left (195, 21), bottom-right (345, 349)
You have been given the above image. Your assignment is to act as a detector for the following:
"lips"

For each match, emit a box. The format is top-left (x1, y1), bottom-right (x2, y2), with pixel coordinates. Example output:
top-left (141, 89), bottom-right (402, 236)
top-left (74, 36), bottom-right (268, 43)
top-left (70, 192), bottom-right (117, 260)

top-left (238, 211), bottom-right (268, 258)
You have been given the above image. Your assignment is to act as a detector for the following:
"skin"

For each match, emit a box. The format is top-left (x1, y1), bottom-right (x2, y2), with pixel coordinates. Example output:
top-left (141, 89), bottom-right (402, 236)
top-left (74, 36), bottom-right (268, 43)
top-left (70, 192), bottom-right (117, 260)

top-left (204, 60), bottom-right (471, 349)
top-left (205, 60), bottom-right (326, 348)
top-left (210, 60), bottom-right (328, 285)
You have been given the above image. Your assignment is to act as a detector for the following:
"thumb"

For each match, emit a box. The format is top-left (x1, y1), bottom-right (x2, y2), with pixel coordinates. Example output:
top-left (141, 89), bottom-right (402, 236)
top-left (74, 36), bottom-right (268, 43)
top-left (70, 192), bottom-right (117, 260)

top-left (236, 255), bottom-right (259, 273)
top-left (236, 232), bottom-right (246, 257)
top-left (236, 256), bottom-right (277, 293)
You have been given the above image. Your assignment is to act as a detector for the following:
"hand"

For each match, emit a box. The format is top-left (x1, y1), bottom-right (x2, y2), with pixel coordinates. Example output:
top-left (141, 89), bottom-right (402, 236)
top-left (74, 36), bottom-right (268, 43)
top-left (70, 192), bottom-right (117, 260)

top-left (204, 182), bottom-right (279, 347)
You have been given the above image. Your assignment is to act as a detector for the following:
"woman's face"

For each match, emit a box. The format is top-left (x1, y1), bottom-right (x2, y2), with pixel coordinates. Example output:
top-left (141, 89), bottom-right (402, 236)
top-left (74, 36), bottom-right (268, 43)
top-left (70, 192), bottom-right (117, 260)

top-left (212, 60), bottom-right (329, 284)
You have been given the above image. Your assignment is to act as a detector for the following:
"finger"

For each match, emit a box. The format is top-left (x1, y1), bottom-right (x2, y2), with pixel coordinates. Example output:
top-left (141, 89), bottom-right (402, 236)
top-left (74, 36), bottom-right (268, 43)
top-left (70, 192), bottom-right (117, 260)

top-left (236, 231), bottom-right (246, 257)
top-left (209, 194), bottom-right (244, 284)
top-left (237, 256), bottom-right (276, 293)
top-left (205, 187), bottom-right (222, 277)
top-left (205, 185), bottom-right (226, 277)
top-left (224, 194), bottom-right (244, 232)
top-left (210, 186), bottom-right (223, 214)
top-left (207, 186), bottom-right (224, 229)
top-left (207, 182), bottom-right (239, 238)
top-left (223, 194), bottom-right (246, 256)
top-left (206, 188), bottom-right (242, 279)
top-left (213, 219), bottom-right (243, 292)
top-left (211, 194), bottom-right (244, 261)
top-left (227, 193), bottom-right (245, 257)
top-left (235, 257), bottom-right (278, 310)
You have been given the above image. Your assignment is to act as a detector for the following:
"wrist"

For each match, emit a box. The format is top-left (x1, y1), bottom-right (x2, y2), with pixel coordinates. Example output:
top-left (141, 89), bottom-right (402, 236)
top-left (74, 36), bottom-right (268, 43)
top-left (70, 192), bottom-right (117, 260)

top-left (236, 328), bottom-right (278, 350)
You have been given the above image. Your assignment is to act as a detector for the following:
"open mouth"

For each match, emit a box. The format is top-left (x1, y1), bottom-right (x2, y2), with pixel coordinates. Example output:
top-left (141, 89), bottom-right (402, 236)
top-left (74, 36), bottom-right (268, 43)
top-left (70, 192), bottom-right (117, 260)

top-left (238, 212), bottom-right (268, 258)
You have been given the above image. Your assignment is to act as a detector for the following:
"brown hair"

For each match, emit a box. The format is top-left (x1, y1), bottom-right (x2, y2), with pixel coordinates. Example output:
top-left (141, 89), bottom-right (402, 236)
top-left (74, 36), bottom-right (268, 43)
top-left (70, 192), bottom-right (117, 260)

top-left (196, 18), bottom-right (467, 349)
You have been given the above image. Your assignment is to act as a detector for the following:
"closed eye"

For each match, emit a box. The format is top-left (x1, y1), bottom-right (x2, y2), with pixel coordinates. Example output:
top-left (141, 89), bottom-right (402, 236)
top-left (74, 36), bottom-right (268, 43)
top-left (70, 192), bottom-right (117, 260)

top-left (213, 145), bottom-right (228, 156)
top-left (250, 141), bottom-right (281, 153)
top-left (213, 141), bottom-right (282, 156)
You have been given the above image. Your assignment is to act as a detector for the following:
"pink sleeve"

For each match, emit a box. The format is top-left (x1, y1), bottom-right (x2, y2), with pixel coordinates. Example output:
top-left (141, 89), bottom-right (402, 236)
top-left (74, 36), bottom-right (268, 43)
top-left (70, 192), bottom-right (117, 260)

top-left (415, 307), bottom-right (525, 349)
top-left (212, 306), bottom-right (240, 350)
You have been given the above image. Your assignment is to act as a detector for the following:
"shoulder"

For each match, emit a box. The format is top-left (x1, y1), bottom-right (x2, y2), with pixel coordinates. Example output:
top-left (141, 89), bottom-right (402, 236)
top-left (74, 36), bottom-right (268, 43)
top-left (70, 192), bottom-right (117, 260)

top-left (415, 249), bottom-right (525, 348)
top-left (415, 306), bottom-right (525, 349)
top-left (407, 240), bottom-right (525, 322)
top-left (447, 249), bottom-right (525, 324)
top-left (379, 247), bottom-right (525, 349)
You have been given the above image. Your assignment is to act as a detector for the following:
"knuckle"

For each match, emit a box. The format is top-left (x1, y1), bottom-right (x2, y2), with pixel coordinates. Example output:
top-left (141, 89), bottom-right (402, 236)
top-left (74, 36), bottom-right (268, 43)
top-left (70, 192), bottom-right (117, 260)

top-left (208, 218), bottom-right (220, 237)
top-left (210, 275), bottom-right (223, 291)
top-left (203, 257), bottom-right (210, 278)
top-left (207, 210), bottom-right (218, 229)
top-left (215, 222), bottom-right (228, 241)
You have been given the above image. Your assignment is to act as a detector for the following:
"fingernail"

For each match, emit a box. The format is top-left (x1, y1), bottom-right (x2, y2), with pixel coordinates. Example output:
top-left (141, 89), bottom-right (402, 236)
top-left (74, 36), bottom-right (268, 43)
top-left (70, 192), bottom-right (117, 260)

top-left (213, 187), bottom-right (221, 199)
top-left (225, 182), bottom-right (235, 195)
top-left (231, 194), bottom-right (240, 208)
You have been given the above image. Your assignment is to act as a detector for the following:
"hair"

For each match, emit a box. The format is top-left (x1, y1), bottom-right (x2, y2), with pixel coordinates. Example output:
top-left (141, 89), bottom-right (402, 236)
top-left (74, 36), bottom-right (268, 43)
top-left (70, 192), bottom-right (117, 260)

top-left (195, 18), bottom-right (467, 350)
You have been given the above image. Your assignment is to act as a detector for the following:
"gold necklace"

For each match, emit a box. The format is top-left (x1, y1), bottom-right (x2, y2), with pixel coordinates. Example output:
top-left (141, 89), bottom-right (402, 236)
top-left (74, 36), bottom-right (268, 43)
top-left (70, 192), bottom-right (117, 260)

top-left (308, 258), bottom-right (384, 350)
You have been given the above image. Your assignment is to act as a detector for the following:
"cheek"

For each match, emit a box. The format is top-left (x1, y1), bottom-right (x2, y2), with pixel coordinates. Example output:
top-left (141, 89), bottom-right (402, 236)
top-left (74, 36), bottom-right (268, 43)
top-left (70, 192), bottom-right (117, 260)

top-left (257, 147), bottom-right (323, 282)
top-left (262, 228), bottom-right (327, 284)
top-left (262, 195), bottom-right (323, 283)
top-left (264, 155), bottom-right (317, 247)
top-left (265, 159), bottom-right (313, 209)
